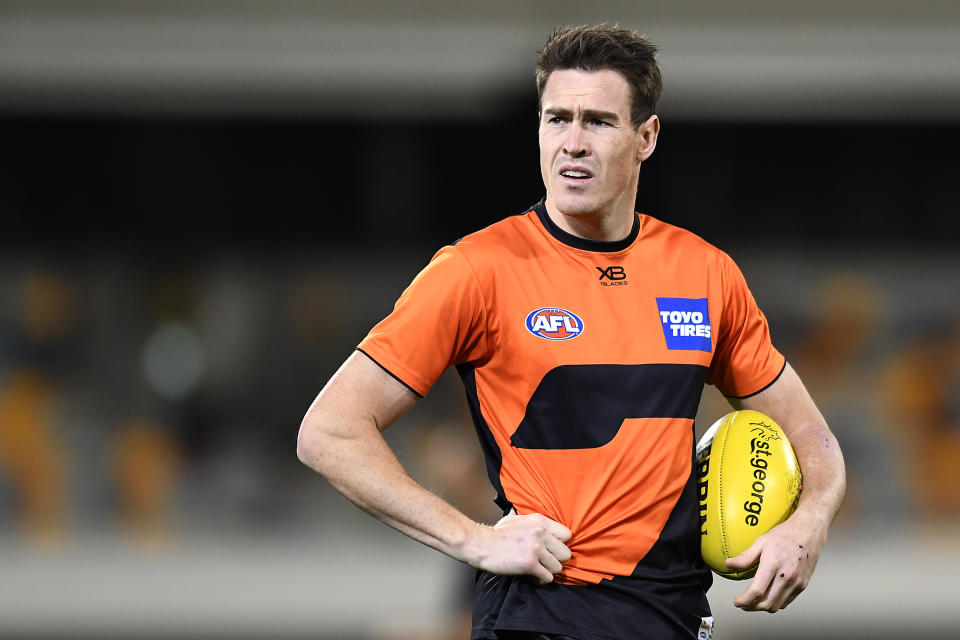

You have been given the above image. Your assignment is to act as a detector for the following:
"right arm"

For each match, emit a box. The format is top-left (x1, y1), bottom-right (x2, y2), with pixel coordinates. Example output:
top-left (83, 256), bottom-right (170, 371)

top-left (296, 350), bottom-right (571, 583)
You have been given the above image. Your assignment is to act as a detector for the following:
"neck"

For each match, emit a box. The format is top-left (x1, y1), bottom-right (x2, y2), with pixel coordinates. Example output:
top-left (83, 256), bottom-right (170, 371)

top-left (543, 196), bottom-right (636, 243)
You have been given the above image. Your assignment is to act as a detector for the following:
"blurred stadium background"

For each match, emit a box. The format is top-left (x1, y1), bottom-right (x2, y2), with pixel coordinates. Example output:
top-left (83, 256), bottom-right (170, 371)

top-left (1, 1), bottom-right (959, 638)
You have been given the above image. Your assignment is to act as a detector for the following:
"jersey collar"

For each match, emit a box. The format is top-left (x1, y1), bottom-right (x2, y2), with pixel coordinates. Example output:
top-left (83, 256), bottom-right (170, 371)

top-left (533, 198), bottom-right (640, 253)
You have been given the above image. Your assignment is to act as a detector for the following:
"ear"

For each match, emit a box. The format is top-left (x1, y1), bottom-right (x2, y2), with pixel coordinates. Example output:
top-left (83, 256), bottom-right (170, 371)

top-left (635, 114), bottom-right (660, 163)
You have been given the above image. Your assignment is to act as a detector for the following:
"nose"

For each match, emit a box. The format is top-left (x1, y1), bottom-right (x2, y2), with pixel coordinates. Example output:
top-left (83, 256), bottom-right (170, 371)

top-left (563, 121), bottom-right (588, 158)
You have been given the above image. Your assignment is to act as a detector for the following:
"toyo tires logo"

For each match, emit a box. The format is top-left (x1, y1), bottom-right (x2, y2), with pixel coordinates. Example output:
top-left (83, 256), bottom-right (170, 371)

top-left (655, 297), bottom-right (712, 352)
top-left (525, 307), bottom-right (584, 341)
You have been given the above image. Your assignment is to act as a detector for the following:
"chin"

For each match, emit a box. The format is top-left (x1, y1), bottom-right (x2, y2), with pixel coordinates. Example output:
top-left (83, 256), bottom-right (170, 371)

top-left (552, 194), bottom-right (603, 218)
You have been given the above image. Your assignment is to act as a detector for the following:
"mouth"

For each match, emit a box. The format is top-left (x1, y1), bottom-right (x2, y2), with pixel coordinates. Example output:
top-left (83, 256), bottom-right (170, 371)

top-left (559, 167), bottom-right (593, 184)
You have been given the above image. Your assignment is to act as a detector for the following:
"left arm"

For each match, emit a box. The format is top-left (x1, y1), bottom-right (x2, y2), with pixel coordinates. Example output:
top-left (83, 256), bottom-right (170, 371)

top-left (724, 362), bottom-right (846, 612)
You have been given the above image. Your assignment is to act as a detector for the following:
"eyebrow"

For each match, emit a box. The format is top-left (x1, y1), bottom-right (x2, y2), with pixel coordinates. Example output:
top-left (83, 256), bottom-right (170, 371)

top-left (543, 106), bottom-right (621, 123)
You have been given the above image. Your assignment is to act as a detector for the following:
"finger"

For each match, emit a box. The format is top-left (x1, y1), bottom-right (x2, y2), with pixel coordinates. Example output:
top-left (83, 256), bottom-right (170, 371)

top-left (734, 558), bottom-right (777, 610)
top-left (726, 537), bottom-right (763, 570)
top-left (530, 561), bottom-right (555, 584)
top-left (537, 544), bottom-right (563, 575)
top-left (543, 534), bottom-right (572, 563)
top-left (779, 586), bottom-right (802, 610)
top-left (532, 514), bottom-right (572, 541)
top-left (753, 574), bottom-right (789, 612)
top-left (528, 544), bottom-right (559, 584)
top-left (765, 571), bottom-right (805, 612)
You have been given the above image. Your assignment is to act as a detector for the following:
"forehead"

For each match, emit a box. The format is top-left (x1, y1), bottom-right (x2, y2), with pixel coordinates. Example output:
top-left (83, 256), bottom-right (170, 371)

top-left (540, 68), bottom-right (632, 116)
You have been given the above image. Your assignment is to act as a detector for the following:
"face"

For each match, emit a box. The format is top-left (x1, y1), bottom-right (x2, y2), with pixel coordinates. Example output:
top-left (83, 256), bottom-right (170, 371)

top-left (539, 69), bottom-right (659, 222)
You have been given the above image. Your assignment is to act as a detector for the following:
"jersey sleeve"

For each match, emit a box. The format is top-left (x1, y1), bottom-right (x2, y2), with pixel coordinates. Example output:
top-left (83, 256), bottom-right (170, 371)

top-left (706, 252), bottom-right (786, 397)
top-left (357, 245), bottom-right (491, 397)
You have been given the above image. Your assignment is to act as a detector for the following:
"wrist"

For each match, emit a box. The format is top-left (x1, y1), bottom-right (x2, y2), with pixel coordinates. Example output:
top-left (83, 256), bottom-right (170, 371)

top-left (450, 519), bottom-right (491, 568)
top-left (789, 502), bottom-right (831, 545)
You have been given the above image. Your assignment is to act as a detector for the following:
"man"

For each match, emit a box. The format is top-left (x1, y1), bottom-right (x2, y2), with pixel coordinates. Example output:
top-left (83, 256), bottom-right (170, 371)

top-left (297, 25), bottom-right (845, 640)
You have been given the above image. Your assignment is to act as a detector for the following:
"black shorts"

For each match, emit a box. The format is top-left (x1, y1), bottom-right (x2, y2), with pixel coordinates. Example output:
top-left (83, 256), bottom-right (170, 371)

top-left (494, 633), bottom-right (581, 640)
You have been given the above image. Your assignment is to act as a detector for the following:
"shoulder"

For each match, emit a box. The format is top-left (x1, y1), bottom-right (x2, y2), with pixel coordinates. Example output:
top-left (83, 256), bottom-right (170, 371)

top-left (638, 213), bottom-right (733, 268)
top-left (446, 205), bottom-right (543, 263)
top-left (413, 206), bottom-right (541, 290)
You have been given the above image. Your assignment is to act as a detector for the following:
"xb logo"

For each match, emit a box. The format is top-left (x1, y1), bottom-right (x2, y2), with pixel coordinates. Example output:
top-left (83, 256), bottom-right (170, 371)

top-left (596, 266), bottom-right (627, 281)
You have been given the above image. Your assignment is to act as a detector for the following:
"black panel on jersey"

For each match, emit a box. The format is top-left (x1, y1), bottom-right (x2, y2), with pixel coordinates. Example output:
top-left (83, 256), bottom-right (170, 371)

top-left (510, 364), bottom-right (707, 450)
top-left (458, 363), bottom-right (514, 514)
top-left (612, 448), bottom-right (714, 635)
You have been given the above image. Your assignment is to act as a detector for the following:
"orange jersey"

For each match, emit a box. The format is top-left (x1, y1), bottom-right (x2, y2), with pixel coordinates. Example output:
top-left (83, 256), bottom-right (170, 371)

top-left (358, 200), bottom-right (784, 639)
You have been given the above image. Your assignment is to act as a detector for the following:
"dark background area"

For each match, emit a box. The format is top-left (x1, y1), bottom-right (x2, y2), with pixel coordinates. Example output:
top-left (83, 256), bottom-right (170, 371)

top-left (4, 116), bottom-right (957, 253)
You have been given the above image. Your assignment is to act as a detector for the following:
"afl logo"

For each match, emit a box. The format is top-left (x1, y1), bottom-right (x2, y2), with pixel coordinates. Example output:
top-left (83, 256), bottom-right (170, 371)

top-left (525, 307), bottom-right (584, 341)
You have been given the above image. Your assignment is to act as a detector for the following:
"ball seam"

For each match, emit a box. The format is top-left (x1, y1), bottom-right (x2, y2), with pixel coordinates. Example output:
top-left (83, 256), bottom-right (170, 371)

top-left (717, 413), bottom-right (730, 568)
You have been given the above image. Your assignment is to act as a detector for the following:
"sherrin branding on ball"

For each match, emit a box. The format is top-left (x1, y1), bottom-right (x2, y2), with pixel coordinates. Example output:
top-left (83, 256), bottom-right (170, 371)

top-left (696, 410), bottom-right (802, 580)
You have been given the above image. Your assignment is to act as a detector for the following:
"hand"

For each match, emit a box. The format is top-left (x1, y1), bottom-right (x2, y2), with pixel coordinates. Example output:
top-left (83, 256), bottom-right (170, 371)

top-left (467, 510), bottom-right (572, 584)
top-left (725, 511), bottom-right (825, 612)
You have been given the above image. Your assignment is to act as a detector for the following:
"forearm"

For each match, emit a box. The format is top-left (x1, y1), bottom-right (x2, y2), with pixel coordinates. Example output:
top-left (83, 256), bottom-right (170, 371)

top-left (737, 363), bottom-right (846, 536)
top-left (297, 413), bottom-right (482, 562)
top-left (781, 415), bottom-right (846, 535)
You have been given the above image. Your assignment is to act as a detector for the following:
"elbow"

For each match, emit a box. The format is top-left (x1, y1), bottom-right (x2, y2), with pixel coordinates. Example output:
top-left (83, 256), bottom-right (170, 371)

top-left (296, 416), bottom-right (325, 472)
top-left (297, 407), bottom-right (353, 480)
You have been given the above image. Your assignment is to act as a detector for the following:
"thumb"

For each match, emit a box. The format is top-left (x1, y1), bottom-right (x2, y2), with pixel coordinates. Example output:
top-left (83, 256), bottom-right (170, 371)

top-left (725, 538), bottom-right (763, 570)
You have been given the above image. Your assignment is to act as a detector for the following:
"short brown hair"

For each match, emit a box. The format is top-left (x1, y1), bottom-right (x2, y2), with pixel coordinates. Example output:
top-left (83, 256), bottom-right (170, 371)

top-left (536, 25), bottom-right (663, 127)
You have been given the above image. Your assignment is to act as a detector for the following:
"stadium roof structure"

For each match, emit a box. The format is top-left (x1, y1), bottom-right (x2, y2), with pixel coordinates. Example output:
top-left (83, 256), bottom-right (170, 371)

top-left (1, 0), bottom-right (959, 120)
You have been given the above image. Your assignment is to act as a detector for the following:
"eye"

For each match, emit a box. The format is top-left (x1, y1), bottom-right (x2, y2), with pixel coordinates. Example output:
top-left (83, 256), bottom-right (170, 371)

top-left (548, 116), bottom-right (566, 124)
top-left (590, 118), bottom-right (609, 127)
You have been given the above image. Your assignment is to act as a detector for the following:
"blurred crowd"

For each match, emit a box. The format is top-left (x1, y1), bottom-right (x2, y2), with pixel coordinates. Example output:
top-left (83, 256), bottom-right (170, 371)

top-left (2, 250), bottom-right (959, 554)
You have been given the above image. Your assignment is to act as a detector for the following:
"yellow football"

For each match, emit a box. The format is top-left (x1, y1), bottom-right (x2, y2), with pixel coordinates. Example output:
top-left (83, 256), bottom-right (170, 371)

top-left (696, 410), bottom-right (802, 580)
